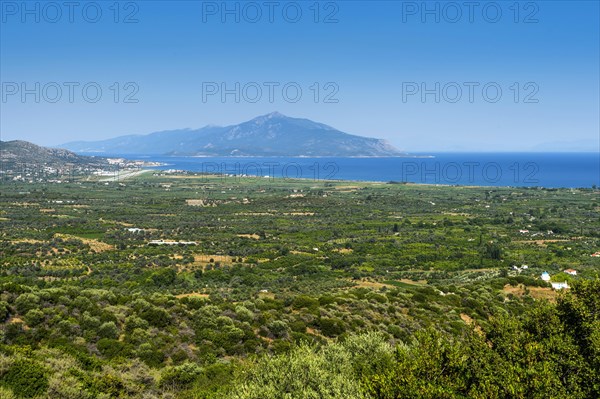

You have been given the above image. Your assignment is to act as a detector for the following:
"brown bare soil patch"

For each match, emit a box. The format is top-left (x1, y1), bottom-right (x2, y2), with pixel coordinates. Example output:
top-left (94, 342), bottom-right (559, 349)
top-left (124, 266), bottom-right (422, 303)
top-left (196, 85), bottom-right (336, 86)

top-left (290, 250), bottom-right (312, 255)
top-left (353, 280), bottom-right (394, 290)
top-left (8, 317), bottom-right (30, 330)
top-left (259, 335), bottom-right (274, 343)
top-left (460, 313), bottom-right (474, 325)
top-left (193, 254), bottom-right (238, 267)
top-left (186, 199), bottom-right (215, 207)
top-left (258, 291), bottom-right (275, 300)
top-left (235, 212), bottom-right (273, 216)
top-left (333, 248), bottom-right (353, 253)
top-left (528, 287), bottom-right (561, 301)
top-left (237, 234), bottom-right (260, 240)
top-left (175, 292), bottom-right (209, 299)
top-left (98, 219), bottom-right (134, 227)
top-left (54, 233), bottom-right (114, 252)
top-left (12, 238), bottom-right (45, 244)
top-left (502, 284), bottom-right (558, 302)
top-left (398, 279), bottom-right (427, 285)
top-left (10, 202), bottom-right (39, 207)
top-left (460, 313), bottom-right (484, 335)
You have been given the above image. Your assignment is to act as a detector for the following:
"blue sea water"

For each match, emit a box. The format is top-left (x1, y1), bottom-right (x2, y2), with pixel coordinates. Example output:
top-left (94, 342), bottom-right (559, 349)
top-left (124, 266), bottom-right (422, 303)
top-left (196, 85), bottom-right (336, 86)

top-left (98, 152), bottom-right (599, 188)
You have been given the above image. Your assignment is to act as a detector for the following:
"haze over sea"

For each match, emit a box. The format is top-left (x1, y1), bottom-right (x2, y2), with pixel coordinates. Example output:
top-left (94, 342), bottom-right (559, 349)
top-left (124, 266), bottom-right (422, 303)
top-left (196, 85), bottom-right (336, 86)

top-left (89, 152), bottom-right (599, 189)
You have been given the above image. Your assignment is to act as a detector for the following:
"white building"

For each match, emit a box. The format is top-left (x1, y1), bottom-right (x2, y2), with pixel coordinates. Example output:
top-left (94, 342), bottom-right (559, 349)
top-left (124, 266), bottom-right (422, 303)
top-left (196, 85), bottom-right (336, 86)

top-left (551, 282), bottom-right (569, 290)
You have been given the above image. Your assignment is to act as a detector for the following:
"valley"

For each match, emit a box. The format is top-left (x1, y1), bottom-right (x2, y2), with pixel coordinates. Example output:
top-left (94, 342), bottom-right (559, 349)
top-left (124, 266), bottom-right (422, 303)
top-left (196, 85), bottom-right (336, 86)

top-left (0, 173), bottom-right (598, 398)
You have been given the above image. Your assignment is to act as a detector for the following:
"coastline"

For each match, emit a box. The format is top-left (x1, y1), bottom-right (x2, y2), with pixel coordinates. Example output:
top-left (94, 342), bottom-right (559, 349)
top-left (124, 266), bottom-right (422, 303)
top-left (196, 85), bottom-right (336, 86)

top-left (81, 152), bottom-right (599, 189)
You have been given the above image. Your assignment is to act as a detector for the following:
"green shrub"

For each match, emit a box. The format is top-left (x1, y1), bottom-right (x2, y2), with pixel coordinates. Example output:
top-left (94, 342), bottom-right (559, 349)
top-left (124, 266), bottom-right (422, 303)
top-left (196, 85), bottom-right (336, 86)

top-left (14, 294), bottom-right (40, 315)
top-left (292, 295), bottom-right (319, 310)
top-left (1, 359), bottom-right (48, 398)
top-left (23, 309), bottom-right (44, 327)
top-left (97, 321), bottom-right (119, 339)
top-left (140, 306), bottom-right (170, 328)
top-left (319, 318), bottom-right (346, 337)
top-left (0, 386), bottom-right (16, 399)
top-left (0, 302), bottom-right (10, 322)
top-left (137, 343), bottom-right (165, 368)
top-left (267, 320), bottom-right (289, 339)
top-left (230, 343), bottom-right (365, 399)
top-left (97, 338), bottom-right (130, 359)
top-left (159, 362), bottom-right (202, 389)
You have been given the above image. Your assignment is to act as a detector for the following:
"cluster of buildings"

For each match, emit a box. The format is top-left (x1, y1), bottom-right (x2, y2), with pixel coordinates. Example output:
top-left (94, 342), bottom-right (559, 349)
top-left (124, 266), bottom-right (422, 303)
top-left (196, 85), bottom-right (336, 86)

top-left (540, 269), bottom-right (577, 290)
top-left (512, 264), bottom-right (529, 272)
top-left (148, 240), bottom-right (197, 246)
top-left (519, 229), bottom-right (554, 237)
top-left (124, 228), bottom-right (197, 246)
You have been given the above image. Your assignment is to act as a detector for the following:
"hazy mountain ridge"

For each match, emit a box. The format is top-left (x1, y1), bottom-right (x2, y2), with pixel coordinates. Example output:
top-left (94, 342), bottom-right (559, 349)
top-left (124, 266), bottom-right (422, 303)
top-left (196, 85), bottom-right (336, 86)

top-left (61, 112), bottom-right (404, 157)
top-left (0, 140), bottom-right (110, 169)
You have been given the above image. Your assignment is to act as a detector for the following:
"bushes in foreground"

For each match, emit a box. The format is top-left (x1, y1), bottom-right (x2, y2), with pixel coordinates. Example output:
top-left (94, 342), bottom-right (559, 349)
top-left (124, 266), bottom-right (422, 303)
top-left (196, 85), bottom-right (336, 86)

top-left (229, 280), bottom-right (600, 399)
top-left (0, 281), bottom-right (598, 398)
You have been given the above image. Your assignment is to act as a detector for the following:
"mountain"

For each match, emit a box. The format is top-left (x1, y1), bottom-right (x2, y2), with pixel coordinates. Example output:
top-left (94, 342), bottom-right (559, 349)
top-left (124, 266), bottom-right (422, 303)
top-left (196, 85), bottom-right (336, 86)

top-left (0, 140), bottom-right (110, 169)
top-left (61, 112), bottom-right (404, 157)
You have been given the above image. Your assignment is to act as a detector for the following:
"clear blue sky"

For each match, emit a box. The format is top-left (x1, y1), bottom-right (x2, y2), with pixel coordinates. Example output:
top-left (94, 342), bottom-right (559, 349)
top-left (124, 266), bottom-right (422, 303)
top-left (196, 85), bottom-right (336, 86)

top-left (1, 0), bottom-right (598, 151)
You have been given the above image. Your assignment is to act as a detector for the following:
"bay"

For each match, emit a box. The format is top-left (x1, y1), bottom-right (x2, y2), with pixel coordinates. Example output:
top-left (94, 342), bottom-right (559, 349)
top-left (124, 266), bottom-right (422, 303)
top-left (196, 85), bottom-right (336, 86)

top-left (90, 152), bottom-right (599, 188)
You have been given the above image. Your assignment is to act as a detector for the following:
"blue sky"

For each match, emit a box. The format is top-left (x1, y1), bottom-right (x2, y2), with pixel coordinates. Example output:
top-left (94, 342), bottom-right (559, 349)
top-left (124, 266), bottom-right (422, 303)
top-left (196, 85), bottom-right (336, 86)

top-left (1, 0), bottom-right (599, 151)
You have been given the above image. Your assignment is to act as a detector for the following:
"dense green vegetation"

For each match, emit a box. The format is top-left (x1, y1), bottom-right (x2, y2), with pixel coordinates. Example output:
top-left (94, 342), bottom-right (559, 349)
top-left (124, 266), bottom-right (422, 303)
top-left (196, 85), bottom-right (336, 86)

top-left (0, 173), bottom-right (598, 397)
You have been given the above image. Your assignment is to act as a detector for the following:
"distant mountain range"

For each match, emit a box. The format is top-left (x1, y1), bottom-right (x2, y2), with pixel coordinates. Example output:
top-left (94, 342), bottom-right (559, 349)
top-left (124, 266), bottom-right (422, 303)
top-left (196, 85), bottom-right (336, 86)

top-left (0, 140), bottom-right (110, 169)
top-left (61, 112), bottom-right (404, 157)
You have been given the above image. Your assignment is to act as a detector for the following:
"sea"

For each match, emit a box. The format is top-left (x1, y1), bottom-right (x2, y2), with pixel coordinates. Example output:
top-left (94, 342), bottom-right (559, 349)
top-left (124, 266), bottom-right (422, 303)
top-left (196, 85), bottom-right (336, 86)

top-left (94, 152), bottom-right (599, 189)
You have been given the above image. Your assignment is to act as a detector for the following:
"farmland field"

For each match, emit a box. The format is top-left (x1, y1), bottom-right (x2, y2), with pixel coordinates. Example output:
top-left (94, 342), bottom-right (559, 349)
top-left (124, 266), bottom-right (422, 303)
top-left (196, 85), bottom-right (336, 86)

top-left (0, 173), bottom-right (599, 398)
